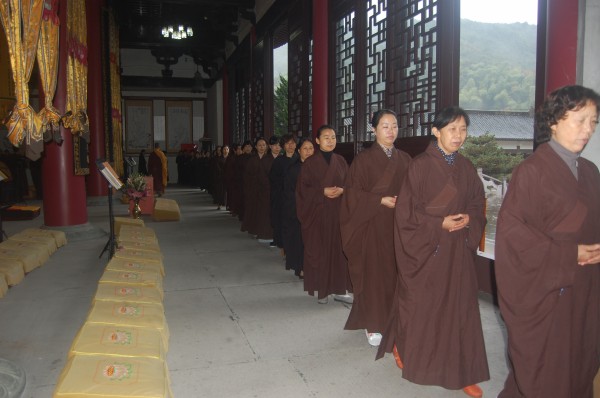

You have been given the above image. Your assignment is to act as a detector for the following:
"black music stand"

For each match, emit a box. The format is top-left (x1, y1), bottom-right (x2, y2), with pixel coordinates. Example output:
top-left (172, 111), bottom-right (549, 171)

top-left (96, 159), bottom-right (124, 259)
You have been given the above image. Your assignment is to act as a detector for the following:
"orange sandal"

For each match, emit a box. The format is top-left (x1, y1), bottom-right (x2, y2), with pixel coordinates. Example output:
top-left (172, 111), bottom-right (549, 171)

top-left (392, 345), bottom-right (404, 369)
top-left (462, 384), bottom-right (482, 398)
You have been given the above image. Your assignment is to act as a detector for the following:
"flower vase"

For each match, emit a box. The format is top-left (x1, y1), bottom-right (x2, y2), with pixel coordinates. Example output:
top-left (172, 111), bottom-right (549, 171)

top-left (132, 198), bottom-right (142, 219)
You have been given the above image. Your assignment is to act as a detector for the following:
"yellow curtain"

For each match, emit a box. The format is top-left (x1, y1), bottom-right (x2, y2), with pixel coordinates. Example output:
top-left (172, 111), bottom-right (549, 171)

top-left (0, 0), bottom-right (44, 146)
top-left (61, 0), bottom-right (88, 138)
top-left (109, 8), bottom-right (123, 176)
top-left (36, 0), bottom-right (60, 141)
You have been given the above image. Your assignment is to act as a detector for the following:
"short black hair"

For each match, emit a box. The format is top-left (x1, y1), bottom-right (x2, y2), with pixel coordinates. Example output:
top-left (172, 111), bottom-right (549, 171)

top-left (432, 106), bottom-right (470, 131)
top-left (316, 124), bottom-right (336, 138)
top-left (535, 85), bottom-right (600, 144)
top-left (371, 109), bottom-right (397, 128)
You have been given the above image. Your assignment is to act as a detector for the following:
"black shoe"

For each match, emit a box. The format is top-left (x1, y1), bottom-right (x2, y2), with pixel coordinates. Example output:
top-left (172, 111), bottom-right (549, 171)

top-left (269, 241), bottom-right (276, 247)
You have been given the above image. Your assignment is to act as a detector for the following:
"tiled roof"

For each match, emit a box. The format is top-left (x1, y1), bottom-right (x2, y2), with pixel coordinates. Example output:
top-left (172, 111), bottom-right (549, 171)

top-left (467, 110), bottom-right (534, 141)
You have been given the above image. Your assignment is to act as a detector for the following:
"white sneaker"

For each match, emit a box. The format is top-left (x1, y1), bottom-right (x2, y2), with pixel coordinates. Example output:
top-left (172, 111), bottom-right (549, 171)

top-left (365, 330), bottom-right (382, 346)
top-left (333, 294), bottom-right (354, 304)
top-left (317, 297), bottom-right (329, 304)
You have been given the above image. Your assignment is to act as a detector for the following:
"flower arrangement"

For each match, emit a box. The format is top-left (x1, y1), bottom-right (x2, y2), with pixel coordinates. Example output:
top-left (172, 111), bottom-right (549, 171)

top-left (125, 172), bottom-right (147, 199)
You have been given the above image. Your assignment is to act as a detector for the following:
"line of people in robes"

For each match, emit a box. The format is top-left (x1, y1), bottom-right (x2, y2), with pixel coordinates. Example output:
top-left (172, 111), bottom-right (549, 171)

top-left (201, 91), bottom-right (600, 398)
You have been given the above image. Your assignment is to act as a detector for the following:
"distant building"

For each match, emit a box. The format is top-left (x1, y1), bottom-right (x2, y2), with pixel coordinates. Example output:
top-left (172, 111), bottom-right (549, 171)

top-left (467, 110), bottom-right (534, 155)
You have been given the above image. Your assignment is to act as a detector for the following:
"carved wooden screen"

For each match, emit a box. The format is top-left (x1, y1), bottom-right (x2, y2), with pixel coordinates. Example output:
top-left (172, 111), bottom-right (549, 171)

top-left (252, 39), bottom-right (265, 139)
top-left (364, 0), bottom-right (387, 142)
top-left (287, 0), bottom-right (310, 136)
top-left (386, 0), bottom-right (439, 137)
top-left (334, 10), bottom-right (356, 143)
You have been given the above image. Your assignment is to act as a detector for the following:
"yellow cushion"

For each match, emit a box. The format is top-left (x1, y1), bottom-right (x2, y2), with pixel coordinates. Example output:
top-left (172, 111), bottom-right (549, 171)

top-left (117, 232), bottom-right (158, 245)
top-left (0, 245), bottom-right (46, 272)
top-left (114, 247), bottom-right (164, 266)
top-left (98, 269), bottom-right (163, 298)
top-left (118, 240), bottom-right (162, 254)
top-left (21, 228), bottom-right (67, 247)
top-left (94, 283), bottom-right (164, 309)
top-left (114, 217), bottom-right (145, 236)
top-left (53, 354), bottom-right (172, 398)
top-left (0, 274), bottom-right (7, 298)
top-left (85, 301), bottom-right (169, 348)
top-left (152, 198), bottom-right (180, 222)
top-left (0, 258), bottom-right (25, 286)
top-left (9, 233), bottom-right (57, 255)
top-left (118, 224), bottom-right (156, 238)
top-left (68, 323), bottom-right (166, 360)
top-left (106, 257), bottom-right (164, 277)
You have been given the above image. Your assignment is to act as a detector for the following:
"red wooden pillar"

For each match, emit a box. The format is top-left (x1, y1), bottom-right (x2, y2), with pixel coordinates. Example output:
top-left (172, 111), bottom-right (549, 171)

top-left (544, 0), bottom-right (579, 91)
top-left (312, 0), bottom-right (329, 138)
top-left (42, 0), bottom-right (88, 226)
top-left (86, 0), bottom-right (107, 197)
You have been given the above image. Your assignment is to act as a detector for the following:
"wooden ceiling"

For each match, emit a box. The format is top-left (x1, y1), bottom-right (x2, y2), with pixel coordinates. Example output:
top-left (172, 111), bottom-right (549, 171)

top-left (113, 0), bottom-right (255, 89)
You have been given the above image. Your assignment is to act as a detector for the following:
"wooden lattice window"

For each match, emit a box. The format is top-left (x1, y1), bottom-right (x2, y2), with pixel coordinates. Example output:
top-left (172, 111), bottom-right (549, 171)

top-left (364, 0), bottom-right (387, 142)
top-left (334, 11), bottom-right (356, 143)
top-left (252, 40), bottom-right (265, 139)
top-left (386, 0), bottom-right (439, 137)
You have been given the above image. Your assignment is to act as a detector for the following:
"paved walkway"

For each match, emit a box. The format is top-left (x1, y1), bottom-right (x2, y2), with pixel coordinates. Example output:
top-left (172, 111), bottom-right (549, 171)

top-left (0, 187), bottom-right (509, 397)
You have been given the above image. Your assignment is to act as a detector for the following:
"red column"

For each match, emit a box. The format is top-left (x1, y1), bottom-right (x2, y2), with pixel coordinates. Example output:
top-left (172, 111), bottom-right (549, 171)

top-left (42, 0), bottom-right (88, 226)
top-left (544, 0), bottom-right (579, 92)
top-left (86, 0), bottom-right (107, 196)
top-left (312, 0), bottom-right (329, 137)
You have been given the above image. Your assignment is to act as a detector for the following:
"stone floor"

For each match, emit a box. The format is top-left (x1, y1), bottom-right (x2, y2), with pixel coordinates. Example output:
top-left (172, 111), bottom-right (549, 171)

top-left (0, 186), bottom-right (509, 397)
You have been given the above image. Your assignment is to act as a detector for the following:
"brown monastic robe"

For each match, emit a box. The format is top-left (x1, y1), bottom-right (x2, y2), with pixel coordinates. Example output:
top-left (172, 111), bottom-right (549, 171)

top-left (340, 144), bottom-right (410, 332)
top-left (235, 153), bottom-right (251, 222)
top-left (495, 143), bottom-right (600, 398)
top-left (224, 154), bottom-right (237, 211)
top-left (296, 150), bottom-right (351, 299)
top-left (377, 142), bottom-right (489, 390)
top-left (242, 153), bottom-right (274, 239)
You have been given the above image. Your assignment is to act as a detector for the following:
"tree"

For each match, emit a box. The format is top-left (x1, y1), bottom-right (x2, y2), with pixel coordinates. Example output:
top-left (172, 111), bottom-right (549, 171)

top-left (274, 75), bottom-right (288, 137)
top-left (461, 133), bottom-right (524, 180)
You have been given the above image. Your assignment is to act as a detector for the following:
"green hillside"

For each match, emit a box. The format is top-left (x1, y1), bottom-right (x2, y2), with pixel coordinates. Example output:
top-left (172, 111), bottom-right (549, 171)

top-left (459, 20), bottom-right (537, 111)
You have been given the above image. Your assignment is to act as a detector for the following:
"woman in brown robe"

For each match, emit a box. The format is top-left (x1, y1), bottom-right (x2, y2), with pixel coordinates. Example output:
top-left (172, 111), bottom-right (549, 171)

top-left (495, 85), bottom-right (600, 398)
top-left (296, 125), bottom-right (352, 304)
top-left (242, 137), bottom-right (274, 241)
top-left (340, 109), bottom-right (411, 346)
top-left (282, 138), bottom-right (314, 278)
top-left (377, 107), bottom-right (489, 398)
top-left (235, 141), bottom-right (253, 224)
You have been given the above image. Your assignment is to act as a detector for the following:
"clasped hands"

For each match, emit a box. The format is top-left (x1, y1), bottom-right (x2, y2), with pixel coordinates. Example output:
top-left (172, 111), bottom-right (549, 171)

top-left (577, 244), bottom-right (600, 266)
top-left (442, 213), bottom-right (470, 232)
top-left (324, 186), bottom-right (344, 198)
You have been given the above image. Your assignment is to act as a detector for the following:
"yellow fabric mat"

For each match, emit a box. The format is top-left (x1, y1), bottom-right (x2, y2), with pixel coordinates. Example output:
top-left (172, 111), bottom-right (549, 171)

top-left (0, 245), bottom-right (46, 272)
top-left (118, 240), bottom-right (162, 253)
top-left (94, 283), bottom-right (164, 309)
top-left (118, 224), bottom-right (156, 238)
top-left (68, 323), bottom-right (166, 360)
top-left (117, 232), bottom-right (158, 245)
top-left (9, 232), bottom-right (57, 255)
top-left (85, 301), bottom-right (169, 347)
top-left (114, 217), bottom-right (145, 236)
top-left (105, 257), bottom-right (164, 277)
top-left (21, 228), bottom-right (67, 247)
top-left (98, 270), bottom-right (163, 297)
top-left (53, 354), bottom-right (172, 398)
top-left (152, 198), bottom-right (180, 222)
top-left (0, 274), bottom-right (7, 298)
top-left (114, 247), bottom-right (164, 265)
top-left (0, 258), bottom-right (25, 286)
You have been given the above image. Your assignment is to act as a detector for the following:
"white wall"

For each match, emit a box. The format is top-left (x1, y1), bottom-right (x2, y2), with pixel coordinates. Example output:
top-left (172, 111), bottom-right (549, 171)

top-left (581, 0), bottom-right (600, 167)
